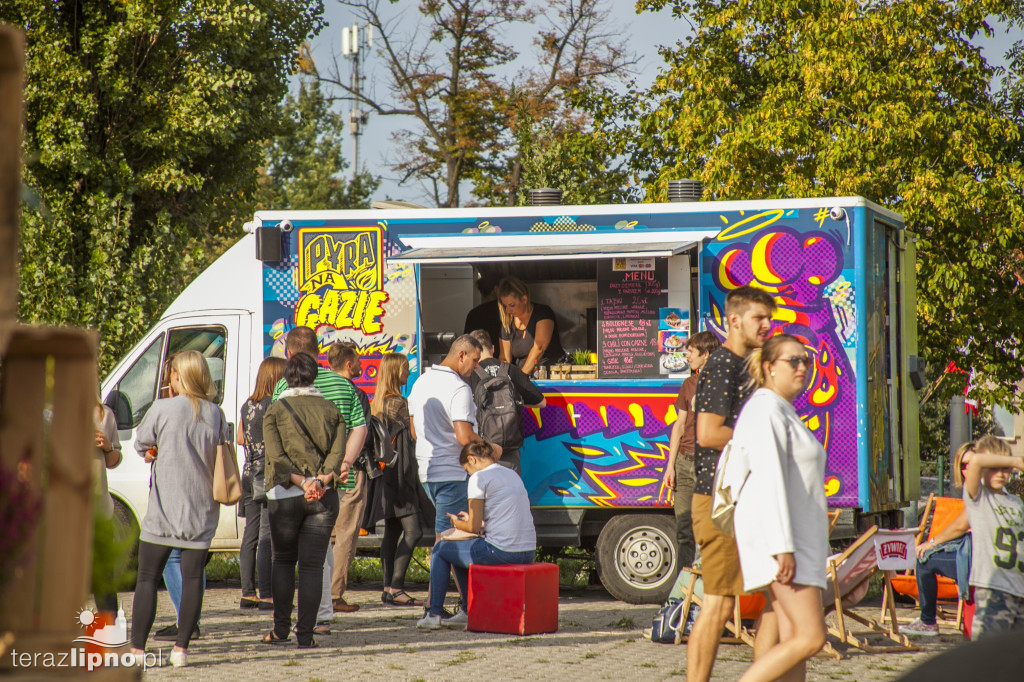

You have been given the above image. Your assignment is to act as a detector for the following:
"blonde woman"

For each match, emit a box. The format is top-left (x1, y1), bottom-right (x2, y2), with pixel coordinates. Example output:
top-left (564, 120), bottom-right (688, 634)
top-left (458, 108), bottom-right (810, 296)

top-left (497, 276), bottom-right (564, 375)
top-left (130, 351), bottom-right (225, 667)
top-left (370, 353), bottom-right (428, 606)
top-left (731, 334), bottom-right (827, 682)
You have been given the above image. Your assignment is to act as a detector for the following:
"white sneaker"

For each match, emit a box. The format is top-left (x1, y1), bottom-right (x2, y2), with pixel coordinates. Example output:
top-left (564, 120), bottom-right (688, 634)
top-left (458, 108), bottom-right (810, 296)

top-left (442, 610), bottom-right (469, 629)
top-left (169, 649), bottom-right (187, 667)
top-left (417, 613), bottom-right (441, 630)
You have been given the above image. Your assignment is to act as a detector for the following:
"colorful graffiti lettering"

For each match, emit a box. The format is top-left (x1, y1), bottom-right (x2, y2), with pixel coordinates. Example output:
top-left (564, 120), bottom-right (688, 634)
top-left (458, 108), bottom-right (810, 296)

top-left (295, 227), bottom-right (389, 334)
top-left (704, 219), bottom-right (859, 507)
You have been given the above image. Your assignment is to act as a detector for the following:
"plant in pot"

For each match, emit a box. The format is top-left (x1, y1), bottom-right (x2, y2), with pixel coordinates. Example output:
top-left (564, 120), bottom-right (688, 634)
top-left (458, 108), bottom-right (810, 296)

top-left (567, 349), bottom-right (597, 380)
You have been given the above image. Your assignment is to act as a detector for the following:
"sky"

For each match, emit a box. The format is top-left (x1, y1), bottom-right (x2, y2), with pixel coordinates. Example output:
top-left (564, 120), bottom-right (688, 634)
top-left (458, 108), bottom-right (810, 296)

top-left (306, 2), bottom-right (1019, 206)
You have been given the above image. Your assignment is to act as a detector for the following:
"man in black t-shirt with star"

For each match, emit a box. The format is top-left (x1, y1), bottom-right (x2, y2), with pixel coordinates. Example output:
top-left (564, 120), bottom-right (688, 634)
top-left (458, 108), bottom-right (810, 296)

top-left (687, 285), bottom-right (777, 682)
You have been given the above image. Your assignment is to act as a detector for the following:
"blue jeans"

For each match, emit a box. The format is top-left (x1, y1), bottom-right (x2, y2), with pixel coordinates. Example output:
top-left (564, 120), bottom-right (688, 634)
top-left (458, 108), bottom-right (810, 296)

top-left (163, 548), bottom-right (207, 624)
top-left (916, 548), bottom-right (957, 625)
top-left (428, 538), bottom-right (534, 616)
top-left (423, 480), bottom-right (469, 533)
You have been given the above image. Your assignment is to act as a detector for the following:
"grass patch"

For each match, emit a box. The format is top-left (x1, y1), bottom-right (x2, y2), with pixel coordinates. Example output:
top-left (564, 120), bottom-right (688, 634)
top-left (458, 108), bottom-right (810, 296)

top-left (625, 637), bottom-right (635, 643)
top-left (583, 652), bottom-right (599, 659)
top-left (562, 620), bottom-right (581, 627)
top-left (444, 651), bottom-right (481, 666)
top-left (283, 658), bottom-right (298, 667)
top-left (403, 648), bottom-right (419, 654)
top-left (640, 662), bottom-right (657, 668)
top-left (609, 616), bottom-right (636, 629)
top-left (388, 664), bottom-right (405, 671)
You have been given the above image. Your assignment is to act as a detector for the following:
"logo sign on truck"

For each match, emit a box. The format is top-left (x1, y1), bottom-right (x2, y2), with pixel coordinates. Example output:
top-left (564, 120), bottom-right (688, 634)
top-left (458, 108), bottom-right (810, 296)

top-left (295, 226), bottom-right (389, 334)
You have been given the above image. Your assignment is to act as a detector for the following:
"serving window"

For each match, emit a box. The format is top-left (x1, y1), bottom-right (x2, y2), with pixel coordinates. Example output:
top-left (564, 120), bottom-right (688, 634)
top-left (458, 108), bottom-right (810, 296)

top-left (391, 232), bottom-right (712, 380)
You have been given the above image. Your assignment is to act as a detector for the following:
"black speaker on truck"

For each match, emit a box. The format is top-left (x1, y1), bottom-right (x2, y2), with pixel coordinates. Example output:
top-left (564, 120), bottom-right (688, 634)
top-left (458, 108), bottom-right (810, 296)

top-left (255, 225), bottom-right (282, 262)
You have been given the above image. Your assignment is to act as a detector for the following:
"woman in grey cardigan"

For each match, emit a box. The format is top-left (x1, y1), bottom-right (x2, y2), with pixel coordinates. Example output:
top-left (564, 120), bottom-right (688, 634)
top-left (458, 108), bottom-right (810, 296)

top-left (130, 351), bottom-right (224, 667)
top-left (262, 352), bottom-right (347, 649)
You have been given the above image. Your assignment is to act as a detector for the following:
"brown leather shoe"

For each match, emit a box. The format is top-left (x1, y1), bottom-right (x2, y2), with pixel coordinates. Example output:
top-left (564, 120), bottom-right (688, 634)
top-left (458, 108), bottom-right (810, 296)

top-left (332, 598), bottom-right (359, 613)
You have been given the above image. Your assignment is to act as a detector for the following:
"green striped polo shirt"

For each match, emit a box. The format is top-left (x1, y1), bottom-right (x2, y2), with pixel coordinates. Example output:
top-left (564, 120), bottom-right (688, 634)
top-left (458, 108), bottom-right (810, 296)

top-left (272, 368), bottom-right (366, 429)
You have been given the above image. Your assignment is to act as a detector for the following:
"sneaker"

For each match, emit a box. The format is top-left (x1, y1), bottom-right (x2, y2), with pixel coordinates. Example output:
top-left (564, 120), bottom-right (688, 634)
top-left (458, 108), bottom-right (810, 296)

top-left (902, 618), bottom-right (939, 637)
top-left (169, 650), bottom-right (187, 668)
top-left (417, 613), bottom-right (442, 630)
top-left (441, 610), bottom-right (468, 629)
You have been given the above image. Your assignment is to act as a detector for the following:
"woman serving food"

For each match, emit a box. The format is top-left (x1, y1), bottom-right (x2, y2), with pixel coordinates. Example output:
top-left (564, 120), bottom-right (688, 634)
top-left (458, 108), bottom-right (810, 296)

top-left (497, 276), bottom-right (565, 375)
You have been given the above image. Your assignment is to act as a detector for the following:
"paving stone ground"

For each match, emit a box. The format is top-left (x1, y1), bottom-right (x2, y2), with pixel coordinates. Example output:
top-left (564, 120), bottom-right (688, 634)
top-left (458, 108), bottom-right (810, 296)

top-left (120, 581), bottom-right (967, 681)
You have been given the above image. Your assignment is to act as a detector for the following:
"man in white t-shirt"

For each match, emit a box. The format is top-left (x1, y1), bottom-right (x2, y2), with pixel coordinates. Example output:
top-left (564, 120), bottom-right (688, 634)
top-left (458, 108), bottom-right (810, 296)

top-left (408, 334), bottom-right (501, 542)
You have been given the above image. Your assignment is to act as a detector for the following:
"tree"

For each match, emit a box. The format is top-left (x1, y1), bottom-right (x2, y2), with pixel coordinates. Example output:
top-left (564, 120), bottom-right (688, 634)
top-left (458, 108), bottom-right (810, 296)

top-left (2, 0), bottom-right (324, 371)
top-left (596, 0), bottom-right (1024, 406)
top-left (257, 76), bottom-right (379, 210)
top-left (317, 0), bottom-right (635, 207)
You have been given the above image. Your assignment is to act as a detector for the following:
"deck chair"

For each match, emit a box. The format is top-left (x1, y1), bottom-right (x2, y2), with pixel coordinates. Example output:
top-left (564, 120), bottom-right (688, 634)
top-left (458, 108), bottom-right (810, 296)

top-left (882, 494), bottom-right (967, 630)
top-left (671, 510), bottom-right (844, 652)
top-left (823, 526), bottom-right (918, 654)
top-left (673, 567), bottom-right (766, 647)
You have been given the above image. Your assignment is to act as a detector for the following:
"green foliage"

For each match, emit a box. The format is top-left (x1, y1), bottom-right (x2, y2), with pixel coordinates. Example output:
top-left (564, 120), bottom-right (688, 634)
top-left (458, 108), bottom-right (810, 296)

top-left (91, 505), bottom-right (136, 597)
top-left (256, 77), bottom-right (378, 211)
top-left (472, 115), bottom-right (631, 207)
top-left (2, 0), bottom-right (324, 372)
top-left (596, 0), bottom-right (1024, 407)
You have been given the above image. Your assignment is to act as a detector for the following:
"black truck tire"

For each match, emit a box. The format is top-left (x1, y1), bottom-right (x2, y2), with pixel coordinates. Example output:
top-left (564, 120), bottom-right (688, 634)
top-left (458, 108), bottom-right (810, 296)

top-left (595, 513), bottom-right (677, 604)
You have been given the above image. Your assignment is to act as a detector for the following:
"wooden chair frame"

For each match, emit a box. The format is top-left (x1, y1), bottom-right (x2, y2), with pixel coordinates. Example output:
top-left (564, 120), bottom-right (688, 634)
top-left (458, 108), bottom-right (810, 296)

top-left (880, 494), bottom-right (966, 630)
top-left (824, 526), bottom-right (918, 654)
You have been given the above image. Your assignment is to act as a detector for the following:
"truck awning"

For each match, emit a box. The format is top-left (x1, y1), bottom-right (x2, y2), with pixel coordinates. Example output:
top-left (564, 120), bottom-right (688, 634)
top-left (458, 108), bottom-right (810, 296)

top-left (389, 230), bottom-right (718, 264)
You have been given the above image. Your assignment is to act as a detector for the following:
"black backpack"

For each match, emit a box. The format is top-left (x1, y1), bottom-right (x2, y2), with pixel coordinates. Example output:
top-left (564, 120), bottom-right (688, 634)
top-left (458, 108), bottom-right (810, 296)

top-left (472, 364), bottom-right (524, 449)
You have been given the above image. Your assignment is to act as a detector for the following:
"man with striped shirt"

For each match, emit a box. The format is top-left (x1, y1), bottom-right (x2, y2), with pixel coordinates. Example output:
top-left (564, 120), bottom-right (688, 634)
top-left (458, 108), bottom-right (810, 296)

top-left (272, 326), bottom-right (367, 616)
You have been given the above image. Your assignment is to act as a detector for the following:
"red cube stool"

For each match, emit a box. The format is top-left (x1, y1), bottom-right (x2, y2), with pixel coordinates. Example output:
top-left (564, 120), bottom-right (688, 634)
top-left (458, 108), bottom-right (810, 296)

top-left (467, 562), bottom-right (559, 635)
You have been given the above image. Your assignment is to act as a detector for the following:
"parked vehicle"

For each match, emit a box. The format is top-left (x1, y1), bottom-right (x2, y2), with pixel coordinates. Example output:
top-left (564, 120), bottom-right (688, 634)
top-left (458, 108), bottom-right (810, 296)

top-left (105, 196), bottom-right (920, 603)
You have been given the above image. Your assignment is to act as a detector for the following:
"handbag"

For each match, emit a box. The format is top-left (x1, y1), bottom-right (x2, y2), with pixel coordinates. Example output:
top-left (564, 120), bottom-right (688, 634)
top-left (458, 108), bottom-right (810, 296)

top-left (710, 441), bottom-right (748, 537)
top-left (213, 406), bottom-right (243, 505)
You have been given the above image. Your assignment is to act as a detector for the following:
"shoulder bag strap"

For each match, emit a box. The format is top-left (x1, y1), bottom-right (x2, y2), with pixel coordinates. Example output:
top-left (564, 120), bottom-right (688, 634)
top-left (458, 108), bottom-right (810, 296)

top-left (279, 398), bottom-right (328, 465)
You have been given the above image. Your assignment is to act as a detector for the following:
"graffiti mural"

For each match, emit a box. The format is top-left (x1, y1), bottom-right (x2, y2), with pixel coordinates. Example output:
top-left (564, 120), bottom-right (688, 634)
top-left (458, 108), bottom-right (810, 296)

top-left (520, 386), bottom-right (678, 508)
top-left (702, 210), bottom-right (860, 507)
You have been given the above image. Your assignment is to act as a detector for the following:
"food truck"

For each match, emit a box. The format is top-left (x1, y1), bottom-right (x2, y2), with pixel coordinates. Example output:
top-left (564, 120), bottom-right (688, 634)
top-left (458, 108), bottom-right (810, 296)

top-left (103, 196), bottom-right (920, 603)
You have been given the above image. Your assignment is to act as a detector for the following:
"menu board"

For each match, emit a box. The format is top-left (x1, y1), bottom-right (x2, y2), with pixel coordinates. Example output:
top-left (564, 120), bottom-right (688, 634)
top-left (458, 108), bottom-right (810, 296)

top-left (597, 258), bottom-right (668, 378)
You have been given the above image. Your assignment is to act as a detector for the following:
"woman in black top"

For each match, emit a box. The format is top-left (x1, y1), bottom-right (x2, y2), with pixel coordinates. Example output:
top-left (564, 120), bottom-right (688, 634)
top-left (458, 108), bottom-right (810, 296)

top-left (368, 353), bottom-right (432, 606)
top-left (497, 276), bottom-right (565, 375)
top-left (236, 356), bottom-right (286, 610)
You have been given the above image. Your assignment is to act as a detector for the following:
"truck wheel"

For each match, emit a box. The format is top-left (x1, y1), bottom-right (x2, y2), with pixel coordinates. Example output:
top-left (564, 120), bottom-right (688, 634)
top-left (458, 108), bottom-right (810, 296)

top-left (595, 514), bottom-right (676, 604)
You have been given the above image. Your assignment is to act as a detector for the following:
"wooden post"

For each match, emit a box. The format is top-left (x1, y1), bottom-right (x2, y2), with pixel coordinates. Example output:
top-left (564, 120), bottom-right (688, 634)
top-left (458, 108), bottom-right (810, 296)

top-left (0, 26), bottom-right (23, 357)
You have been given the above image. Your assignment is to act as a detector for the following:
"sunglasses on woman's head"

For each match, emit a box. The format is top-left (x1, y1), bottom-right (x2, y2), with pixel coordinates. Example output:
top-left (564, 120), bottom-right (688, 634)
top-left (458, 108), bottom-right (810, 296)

top-left (776, 356), bottom-right (811, 369)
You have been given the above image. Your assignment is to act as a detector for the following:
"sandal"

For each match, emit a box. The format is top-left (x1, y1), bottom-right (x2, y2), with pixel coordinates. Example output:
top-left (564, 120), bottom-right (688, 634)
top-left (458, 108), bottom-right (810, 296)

top-left (297, 638), bottom-right (318, 649)
top-left (262, 631), bottom-right (291, 645)
top-left (389, 590), bottom-right (423, 607)
top-left (381, 591), bottom-right (394, 605)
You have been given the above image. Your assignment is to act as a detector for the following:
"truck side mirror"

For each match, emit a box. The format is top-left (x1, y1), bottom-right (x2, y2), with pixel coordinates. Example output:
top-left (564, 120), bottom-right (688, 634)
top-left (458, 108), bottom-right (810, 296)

top-left (104, 390), bottom-right (133, 430)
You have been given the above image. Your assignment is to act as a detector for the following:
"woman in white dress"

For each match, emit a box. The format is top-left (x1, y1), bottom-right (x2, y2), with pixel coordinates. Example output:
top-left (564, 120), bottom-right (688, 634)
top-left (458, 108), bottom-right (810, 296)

top-left (732, 334), bottom-right (827, 682)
